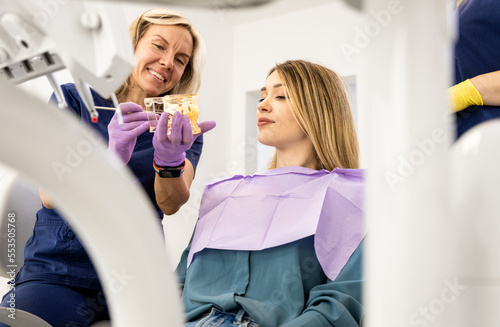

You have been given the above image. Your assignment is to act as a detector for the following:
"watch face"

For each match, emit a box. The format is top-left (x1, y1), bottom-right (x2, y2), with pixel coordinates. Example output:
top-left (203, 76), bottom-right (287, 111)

top-left (159, 168), bottom-right (181, 178)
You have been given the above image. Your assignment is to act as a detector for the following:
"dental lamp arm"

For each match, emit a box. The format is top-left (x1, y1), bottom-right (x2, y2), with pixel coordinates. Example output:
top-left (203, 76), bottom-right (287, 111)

top-left (0, 1), bottom-right (134, 121)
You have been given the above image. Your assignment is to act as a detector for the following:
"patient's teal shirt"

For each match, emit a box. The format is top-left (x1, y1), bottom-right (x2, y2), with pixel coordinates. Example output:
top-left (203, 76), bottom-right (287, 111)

top-left (177, 236), bottom-right (363, 327)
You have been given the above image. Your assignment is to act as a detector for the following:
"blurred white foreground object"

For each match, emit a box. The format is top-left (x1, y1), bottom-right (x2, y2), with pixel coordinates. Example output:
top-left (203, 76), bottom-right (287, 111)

top-left (361, 0), bottom-right (455, 326)
top-left (450, 119), bottom-right (500, 326)
top-left (0, 81), bottom-right (184, 326)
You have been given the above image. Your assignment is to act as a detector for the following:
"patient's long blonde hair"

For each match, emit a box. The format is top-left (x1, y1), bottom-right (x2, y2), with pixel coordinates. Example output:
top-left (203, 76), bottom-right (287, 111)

top-left (115, 8), bottom-right (206, 100)
top-left (267, 60), bottom-right (359, 171)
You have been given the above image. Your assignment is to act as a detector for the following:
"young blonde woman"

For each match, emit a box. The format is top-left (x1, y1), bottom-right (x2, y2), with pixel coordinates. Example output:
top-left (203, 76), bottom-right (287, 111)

top-left (178, 60), bottom-right (365, 327)
top-left (0, 9), bottom-right (215, 327)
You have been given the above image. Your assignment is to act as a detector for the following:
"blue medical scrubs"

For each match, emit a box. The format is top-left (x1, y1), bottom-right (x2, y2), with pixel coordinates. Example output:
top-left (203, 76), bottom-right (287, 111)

top-left (455, 0), bottom-right (500, 138)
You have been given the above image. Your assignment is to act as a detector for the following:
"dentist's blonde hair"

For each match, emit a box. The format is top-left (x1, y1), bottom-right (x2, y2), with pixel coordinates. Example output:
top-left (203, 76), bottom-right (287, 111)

top-left (267, 60), bottom-right (359, 171)
top-left (116, 8), bottom-right (205, 100)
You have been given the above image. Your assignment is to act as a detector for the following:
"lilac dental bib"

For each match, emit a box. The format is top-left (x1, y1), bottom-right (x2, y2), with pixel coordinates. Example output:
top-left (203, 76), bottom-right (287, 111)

top-left (188, 166), bottom-right (365, 281)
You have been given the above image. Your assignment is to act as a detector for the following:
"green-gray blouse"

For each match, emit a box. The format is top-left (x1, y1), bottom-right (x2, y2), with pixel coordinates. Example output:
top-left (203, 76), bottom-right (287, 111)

top-left (176, 236), bottom-right (363, 327)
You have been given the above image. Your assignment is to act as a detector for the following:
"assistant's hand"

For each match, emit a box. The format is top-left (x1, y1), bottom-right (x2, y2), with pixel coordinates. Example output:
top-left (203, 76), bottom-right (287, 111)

top-left (153, 110), bottom-right (216, 167)
top-left (107, 102), bottom-right (150, 164)
top-left (448, 79), bottom-right (484, 113)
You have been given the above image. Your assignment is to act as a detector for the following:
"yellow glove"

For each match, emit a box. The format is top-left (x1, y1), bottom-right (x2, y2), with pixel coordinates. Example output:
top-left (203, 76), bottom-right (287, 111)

top-left (448, 79), bottom-right (484, 113)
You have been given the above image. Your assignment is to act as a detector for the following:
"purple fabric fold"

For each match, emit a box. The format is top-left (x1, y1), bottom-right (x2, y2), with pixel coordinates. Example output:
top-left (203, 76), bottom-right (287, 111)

top-left (188, 166), bottom-right (365, 281)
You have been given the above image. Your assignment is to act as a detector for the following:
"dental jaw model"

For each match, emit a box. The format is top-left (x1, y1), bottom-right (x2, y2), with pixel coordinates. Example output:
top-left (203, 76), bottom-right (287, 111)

top-left (144, 94), bottom-right (201, 134)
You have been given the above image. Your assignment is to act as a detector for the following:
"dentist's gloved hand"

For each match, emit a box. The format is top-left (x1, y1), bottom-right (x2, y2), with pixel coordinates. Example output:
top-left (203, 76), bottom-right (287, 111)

top-left (153, 110), bottom-right (216, 167)
top-left (107, 102), bottom-right (150, 165)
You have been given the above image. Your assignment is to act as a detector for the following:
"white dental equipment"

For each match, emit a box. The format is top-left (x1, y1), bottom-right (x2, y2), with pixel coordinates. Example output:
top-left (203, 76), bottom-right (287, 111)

top-left (0, 1), bottom-right (133, 122)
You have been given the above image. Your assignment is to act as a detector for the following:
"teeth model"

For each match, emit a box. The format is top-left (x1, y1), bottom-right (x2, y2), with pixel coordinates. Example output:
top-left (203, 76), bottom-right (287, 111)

top-left (144, 94), bottom-right (200, 134)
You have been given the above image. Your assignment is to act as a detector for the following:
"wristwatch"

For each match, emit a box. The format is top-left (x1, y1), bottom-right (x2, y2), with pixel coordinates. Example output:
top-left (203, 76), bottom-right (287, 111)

top-left (153, 160), bottom-right (186, 178)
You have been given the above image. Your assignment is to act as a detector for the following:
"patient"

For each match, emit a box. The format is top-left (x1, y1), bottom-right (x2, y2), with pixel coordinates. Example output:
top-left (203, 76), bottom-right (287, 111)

top-left (177, 59), bottom-right (365, 327)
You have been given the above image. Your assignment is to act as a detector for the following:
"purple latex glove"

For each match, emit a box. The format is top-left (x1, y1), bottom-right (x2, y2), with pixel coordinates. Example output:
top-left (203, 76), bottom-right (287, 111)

top-left (153, 110), bottom-right (216, 167)
top-left (107, 102), bottom-right (150, 164)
